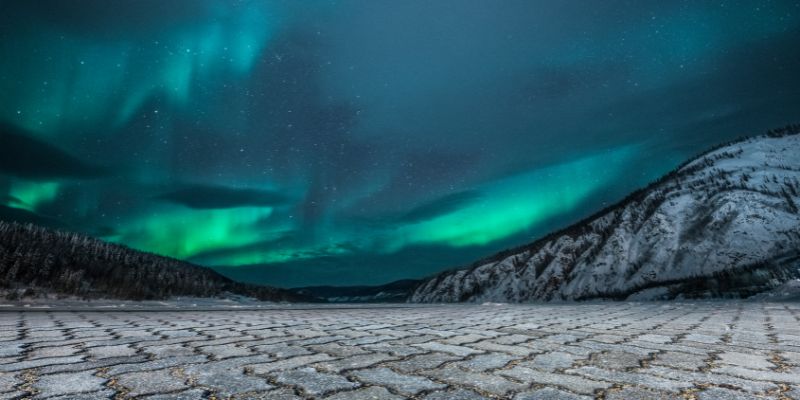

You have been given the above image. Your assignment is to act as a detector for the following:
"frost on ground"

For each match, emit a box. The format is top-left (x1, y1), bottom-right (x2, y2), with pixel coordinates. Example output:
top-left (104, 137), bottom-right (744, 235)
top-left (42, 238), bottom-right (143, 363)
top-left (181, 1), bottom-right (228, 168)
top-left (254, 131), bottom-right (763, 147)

top-left (0, 294), bottom-right (275, 310)
top-left (1, 302), bottom-right (799, 399)
top-left (0, 295), bottom-right (423, 311)
top-left (751, 279), bottom-right (800, 302)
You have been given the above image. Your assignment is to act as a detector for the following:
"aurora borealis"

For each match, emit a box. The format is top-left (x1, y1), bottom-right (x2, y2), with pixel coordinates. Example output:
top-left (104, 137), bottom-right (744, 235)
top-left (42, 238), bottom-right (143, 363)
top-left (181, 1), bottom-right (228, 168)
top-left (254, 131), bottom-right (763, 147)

top-left (1, 1), bottom-right (800, 287)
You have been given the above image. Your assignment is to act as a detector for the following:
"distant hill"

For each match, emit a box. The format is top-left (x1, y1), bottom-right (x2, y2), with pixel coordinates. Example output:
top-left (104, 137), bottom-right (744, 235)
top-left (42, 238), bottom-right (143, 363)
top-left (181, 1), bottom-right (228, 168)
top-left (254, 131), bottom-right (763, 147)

top-left (0, 221), bottom-right (314, 302)
top-left (291, 279), bottom-right (421, 303)
top-left (411, 125), bottom-right (800, 302)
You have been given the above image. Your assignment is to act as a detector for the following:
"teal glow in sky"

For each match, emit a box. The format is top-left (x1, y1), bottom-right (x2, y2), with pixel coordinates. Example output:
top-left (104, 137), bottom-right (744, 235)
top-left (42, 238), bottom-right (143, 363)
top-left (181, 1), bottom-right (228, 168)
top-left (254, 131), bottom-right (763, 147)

top-left (2, 1), bottom-right (800, 286)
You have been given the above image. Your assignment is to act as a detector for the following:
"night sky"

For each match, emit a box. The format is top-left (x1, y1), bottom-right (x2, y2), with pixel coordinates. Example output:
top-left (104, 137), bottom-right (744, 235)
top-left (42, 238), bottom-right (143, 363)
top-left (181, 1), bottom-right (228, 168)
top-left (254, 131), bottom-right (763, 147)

top-left (1, 1), bottom-right (799, 287)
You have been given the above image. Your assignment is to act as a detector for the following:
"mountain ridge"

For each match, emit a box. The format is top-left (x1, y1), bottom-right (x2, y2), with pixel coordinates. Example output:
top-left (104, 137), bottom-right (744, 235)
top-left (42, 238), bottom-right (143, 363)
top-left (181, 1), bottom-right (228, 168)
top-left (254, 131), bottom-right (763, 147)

top-left (411, 125), bottom-right (800, 302)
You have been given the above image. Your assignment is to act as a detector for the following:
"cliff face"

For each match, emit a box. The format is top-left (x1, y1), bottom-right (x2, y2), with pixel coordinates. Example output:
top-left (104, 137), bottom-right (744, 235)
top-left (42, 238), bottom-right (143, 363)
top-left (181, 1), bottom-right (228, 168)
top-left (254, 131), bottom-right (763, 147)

top-left (411, 129), bottom-right (800, 302)
top-left (0, 221), bottom-right (311, 302)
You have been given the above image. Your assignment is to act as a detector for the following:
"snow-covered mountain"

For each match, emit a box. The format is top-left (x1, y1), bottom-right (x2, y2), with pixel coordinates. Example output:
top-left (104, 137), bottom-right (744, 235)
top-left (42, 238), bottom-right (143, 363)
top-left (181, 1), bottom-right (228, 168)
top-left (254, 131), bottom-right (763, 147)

top-left (411, 127), bottom-right (800, 302)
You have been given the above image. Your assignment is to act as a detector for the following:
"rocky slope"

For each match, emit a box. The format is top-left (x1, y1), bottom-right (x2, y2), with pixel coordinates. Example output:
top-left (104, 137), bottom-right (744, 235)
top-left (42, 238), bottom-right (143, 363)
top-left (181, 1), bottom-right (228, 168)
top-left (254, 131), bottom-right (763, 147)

top-left (411, 126), bottom-right (800, 302)
top-left (0, 221), bottom-right (313, 302)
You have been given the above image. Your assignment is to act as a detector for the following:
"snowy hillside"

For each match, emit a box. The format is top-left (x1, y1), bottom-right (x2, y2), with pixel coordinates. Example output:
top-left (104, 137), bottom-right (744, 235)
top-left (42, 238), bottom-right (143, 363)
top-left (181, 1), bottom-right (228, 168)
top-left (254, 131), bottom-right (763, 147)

top-left (411, 127), bottom-right (800, 302)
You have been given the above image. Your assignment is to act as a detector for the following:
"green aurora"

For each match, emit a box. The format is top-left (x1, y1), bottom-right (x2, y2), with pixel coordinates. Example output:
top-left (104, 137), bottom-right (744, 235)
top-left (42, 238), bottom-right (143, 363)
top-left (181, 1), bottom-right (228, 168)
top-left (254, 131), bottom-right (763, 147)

top-left (2, 1), bottom-right (800, 286)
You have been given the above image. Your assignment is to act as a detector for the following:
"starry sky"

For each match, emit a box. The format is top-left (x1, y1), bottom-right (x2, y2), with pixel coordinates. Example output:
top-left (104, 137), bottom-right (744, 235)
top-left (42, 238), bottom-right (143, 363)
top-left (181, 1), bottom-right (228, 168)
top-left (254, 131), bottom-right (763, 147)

top-left (1, 1), bottom-right (799, 287)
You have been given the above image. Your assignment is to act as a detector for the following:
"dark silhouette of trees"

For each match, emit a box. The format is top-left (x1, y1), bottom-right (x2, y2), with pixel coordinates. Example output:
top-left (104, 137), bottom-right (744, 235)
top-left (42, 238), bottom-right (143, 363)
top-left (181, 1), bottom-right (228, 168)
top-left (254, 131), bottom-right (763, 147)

top-left (0, 221), bottom-right (314, 302)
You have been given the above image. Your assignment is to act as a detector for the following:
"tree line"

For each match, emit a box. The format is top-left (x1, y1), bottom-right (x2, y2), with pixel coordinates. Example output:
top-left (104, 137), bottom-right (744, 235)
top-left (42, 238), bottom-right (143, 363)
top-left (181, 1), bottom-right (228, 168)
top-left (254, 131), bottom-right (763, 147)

top-left (0, 221), bottom-right (313, 301)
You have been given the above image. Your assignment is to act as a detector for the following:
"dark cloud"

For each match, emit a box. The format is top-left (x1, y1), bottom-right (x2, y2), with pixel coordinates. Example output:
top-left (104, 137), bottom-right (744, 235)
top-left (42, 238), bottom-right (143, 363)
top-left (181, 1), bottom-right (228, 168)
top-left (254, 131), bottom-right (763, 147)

top-left (395, 191), bottom-right (482, 223)
top-left (155, 184), bottom-right (291, 209)
top-left (188, 233), bottom-right (297, 264)
top-left (1, 195), bottom-right (23, 207)
top-left (344, 149), bottom-right (485, 219)
top-left (5, 1), bottom-right (216, 37)
top-left (515, 63), bottom-right (630, 102)
top-left (0, 205), bottom-right (65, 229)
top-left (592, 26), bottom-right (800, 154)
top-left (240, 29), bottom-right (375, 229)
top-left (0, 123), bottom-right (107, 180)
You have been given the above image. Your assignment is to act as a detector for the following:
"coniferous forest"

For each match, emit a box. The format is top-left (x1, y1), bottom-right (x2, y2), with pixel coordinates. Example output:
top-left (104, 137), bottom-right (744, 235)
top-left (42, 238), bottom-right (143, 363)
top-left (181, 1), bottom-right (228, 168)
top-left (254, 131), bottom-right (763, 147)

top-left (0, 221), bottom-right (312, 301)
